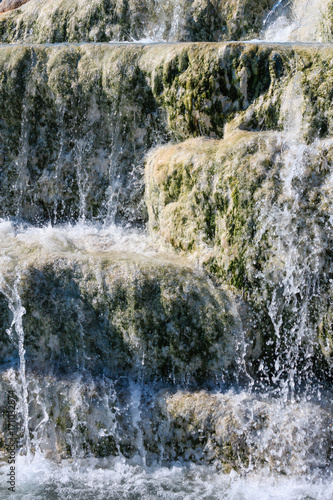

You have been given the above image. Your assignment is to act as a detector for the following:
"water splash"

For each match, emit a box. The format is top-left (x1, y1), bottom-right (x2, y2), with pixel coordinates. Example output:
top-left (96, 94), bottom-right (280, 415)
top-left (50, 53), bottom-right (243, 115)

top-left (14, 101), bottom-right (30, 219)
top-left (264, 0), bottom-right (331, 42)
top-left (140, 0), bottom-right (185, 42)
top-left (1, 453), bottom-right (331, 500)
top-left (128, 380), bottom-right (146, 466)
top-left (0, 269), bottom-right (31, 456)
top-left (252, 73), bottom-right (329, 399)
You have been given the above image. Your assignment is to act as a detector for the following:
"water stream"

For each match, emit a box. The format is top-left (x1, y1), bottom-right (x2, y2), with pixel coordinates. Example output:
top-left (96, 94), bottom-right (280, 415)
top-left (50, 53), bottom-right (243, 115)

top-left (264, 0), bottom-right (331, 42)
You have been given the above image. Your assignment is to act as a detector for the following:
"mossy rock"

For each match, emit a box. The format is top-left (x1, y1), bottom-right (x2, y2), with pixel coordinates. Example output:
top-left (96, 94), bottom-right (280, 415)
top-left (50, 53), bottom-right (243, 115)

top-left (0, 0), bottom-right (278, 43)
top-left (145, 130), bottom-right (333, 372)
top-left (0, 231), bottom-right (246, 383)
top-left (153, 389), bottom-right (333, 473)
top-left (2, 43), bottom-right (333, 223)
top-left (1, 372), bottom-right (332, 471)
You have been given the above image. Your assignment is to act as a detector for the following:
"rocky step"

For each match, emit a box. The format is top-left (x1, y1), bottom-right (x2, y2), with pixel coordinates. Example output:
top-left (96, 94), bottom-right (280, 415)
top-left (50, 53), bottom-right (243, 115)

top-left (1, 42), bottom-right (333, 224)
top-left (0, 0), bottom-right (278, 43)
top-left (0, 222), bottom-right (247, 383)
top-left (0, 372), bottom-right (332, 474)
top-left (145, 128), bottom-right (333, 371)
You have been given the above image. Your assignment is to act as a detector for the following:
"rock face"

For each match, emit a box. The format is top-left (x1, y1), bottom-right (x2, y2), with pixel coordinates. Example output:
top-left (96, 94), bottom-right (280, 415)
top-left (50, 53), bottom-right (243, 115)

top-left (0, 226), bottom-right (245, 383)
top-left (2, 43), bottom-right (333, 224)
top-left (145, 130), bottom-right (333, 371)
top-left (0, 0), bottom-right (30, 14)
top-left (157, 390), bottom-right (333, 473)
top-left (0, 0), bottom-right (333, 478)
top-left (0, 44), bottom-right (166, 225)
top-left (1, 41), bottom-right (333, 377)
top-left (0, 0), bottom-right (277, 43)
top-left (1, 376), bottom-right (332, 472)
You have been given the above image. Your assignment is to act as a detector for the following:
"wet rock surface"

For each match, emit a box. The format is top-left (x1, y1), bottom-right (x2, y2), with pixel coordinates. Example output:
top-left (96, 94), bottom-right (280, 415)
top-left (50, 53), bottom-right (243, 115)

top-left (2, 43), bottom-right (333, 224)
top-left (145, 130), bottom-right (333, 372)
top-left (0, 0), bottom-right (277, 43)
top-left (0, 230), bottom-right (245, 382)
top-left (0, 0), bottom-right (333, 485)
top-left (1, 374), bottom-right (332, 473)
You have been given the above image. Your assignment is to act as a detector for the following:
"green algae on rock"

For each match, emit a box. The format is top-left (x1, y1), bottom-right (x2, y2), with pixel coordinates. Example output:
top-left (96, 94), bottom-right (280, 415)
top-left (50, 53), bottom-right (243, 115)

top-left (145, 130), bottom-right (285, 285)
top-left (3, 42), bottom-right (333, 223)
top-left (0, 229), bottom-right (246, 383)
top-left (1, 372), bottom-right (332, 471)
top-left (1, 40), bottom-right (333, 374)
top-left (155, 389), bottom-right (333, 473)
top-left (0, 42), bottom-right (275, 224)
top-left (0, 0), bottom-right (277, 44)
top-left (0, 43), bottom-right (165, 224)
top-left (145, 130), bottom-right (333, 371)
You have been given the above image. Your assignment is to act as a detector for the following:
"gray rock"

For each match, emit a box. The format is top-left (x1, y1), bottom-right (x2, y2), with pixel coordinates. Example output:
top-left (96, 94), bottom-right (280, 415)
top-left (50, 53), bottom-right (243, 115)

top-left (0, 235), bottom-right (245, 383)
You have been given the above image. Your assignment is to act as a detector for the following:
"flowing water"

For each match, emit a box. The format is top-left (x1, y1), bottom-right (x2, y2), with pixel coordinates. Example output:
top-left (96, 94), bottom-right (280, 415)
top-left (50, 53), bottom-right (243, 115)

top-left (264, 0), bottom-right (331, 42)
top-left (1, 0), bottom-right (333, 498)
top-left (3, 454), bottom-right (333, 500)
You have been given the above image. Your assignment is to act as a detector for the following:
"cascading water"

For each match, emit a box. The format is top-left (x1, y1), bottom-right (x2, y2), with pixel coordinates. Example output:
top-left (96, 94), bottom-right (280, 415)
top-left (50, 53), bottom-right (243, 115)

top-left (0, 268), bottom-right (30, 457)
top-left (264, 0), bottom-right (331, 42)
top-left (252, 72), bottom-right (322, 399)
top-left (1, 0), bottom-right (333, 498)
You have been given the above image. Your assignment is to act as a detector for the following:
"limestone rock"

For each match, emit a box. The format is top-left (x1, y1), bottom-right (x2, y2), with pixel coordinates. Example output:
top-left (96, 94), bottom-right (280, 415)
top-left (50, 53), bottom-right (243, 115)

top-left (0, 0), bottom-right (30, 14)
top-left (3, 43), bottom-right (333, 224)
top-left (1, 374), bottom-right (332, 473)
top-left (155, 390), bottom-right (333, 474)
top-left (0, 0), bottom-right (277, 44)
top-left (145, 130), bottom-right (333, 370)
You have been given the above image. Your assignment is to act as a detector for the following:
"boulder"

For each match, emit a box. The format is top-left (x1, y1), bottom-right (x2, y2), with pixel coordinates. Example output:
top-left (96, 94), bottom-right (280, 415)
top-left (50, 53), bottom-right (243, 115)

top-left (0, 224), bottom-right (245, 383)
top-left (145, 130), bottom-right (333, 371)
top-left (154, 389), bottom-right (333, 473)
top-left (0, 0), bottom-right (30, 14)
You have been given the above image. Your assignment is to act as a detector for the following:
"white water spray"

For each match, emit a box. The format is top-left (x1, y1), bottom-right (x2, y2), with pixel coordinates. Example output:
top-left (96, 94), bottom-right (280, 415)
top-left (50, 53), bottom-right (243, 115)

top-left (264, 0), bottom-right (331, 42)
top-left (254, 72), bottom-right (327, 399)
top-left (0, 269), bottom-right (31, 456)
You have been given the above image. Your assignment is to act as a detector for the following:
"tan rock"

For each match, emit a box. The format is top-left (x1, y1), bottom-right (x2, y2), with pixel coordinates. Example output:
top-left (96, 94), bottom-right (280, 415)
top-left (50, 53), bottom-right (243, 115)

top-left (0, 0), bottom-right (30, 14)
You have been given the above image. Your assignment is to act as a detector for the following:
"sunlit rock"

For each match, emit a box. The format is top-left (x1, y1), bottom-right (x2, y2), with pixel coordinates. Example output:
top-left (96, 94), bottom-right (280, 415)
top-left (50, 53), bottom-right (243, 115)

top-left (2, 43), bottom-right (333, 224)
top-left (0, 0), bottom-right (277, 43)
top-left (156, 389), bottom-right (333, 473)
top-left (145, 130), bottom-right (333, 371)
top-left (0, 0), bottom-right (30, 14)
top-left (1, 373), bottom-right (332, 473)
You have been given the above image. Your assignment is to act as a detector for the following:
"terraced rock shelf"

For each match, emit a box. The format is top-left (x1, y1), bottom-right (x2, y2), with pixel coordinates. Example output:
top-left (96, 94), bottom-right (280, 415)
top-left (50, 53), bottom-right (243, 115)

top-left (0, 0), bottom-right (333, 499)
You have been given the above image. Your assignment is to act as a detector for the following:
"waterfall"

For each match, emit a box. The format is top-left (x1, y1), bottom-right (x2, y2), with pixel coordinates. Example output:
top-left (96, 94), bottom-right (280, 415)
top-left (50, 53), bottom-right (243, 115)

top-left (0, 269), bottom-right (30, 457)
top-left (252, 73), bottom-right (325, 398)
top-left (1, 0), bottom-right (333, 497)
top-left (264, 0), bottom-right (331, 42)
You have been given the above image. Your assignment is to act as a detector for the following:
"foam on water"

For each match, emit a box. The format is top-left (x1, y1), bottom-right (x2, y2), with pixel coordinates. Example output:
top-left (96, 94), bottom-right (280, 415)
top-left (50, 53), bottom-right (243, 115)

top-left (1, 453), bottom-right (332, 500)
top-left (0, 220), bottom-right (165, 260)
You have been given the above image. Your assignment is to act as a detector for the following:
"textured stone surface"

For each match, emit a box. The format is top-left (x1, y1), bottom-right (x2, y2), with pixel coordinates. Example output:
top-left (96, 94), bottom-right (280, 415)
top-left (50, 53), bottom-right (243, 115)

top-left (0, 0), bottom-right (276, 43)
top-left (145, 130), bottom-right (333, 370)
top-left (154, 390), bottom-right (333, 473)
top-left (0, 236), bottom-right (245, 382)
top-left (0, 0), bottom-right (30, 14)
top-left (2, 43), bottom-right (333, 224)
top-left (1, 375), bottom-right (332, 473)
